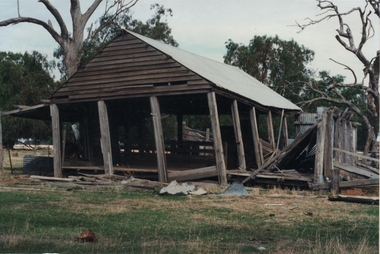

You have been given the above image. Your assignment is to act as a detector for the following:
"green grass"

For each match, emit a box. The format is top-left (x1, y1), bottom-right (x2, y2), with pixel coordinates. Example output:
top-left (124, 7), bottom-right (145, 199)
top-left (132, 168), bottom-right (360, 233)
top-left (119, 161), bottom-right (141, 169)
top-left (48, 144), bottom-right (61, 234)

top-left (0, 188), bottom-right (378, 253)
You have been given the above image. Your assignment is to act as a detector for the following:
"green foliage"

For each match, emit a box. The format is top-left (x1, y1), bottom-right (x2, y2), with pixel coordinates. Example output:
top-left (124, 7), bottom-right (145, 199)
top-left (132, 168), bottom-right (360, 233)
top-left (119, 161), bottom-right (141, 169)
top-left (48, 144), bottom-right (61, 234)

top-left (0, 51), bottom-right (58, 147)
top-left (224, 35), bottom-right (314, 103)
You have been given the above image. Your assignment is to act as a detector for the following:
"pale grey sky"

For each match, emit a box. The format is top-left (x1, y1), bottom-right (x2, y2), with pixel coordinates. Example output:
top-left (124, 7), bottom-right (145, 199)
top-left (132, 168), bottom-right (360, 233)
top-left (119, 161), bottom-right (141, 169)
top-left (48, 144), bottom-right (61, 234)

top-left (0, 0), bottom-right (378, 82)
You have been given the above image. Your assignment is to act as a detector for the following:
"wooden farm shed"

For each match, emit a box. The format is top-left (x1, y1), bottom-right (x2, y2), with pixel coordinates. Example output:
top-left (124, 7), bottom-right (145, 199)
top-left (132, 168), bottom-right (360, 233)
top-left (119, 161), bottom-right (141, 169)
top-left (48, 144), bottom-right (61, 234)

top-left (1, 30), bottom-right (302, 185)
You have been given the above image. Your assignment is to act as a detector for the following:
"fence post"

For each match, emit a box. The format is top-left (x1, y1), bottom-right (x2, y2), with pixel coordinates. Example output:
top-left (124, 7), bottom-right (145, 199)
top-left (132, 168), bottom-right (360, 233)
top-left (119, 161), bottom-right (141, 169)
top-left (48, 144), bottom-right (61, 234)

top-left (331, 168), bottom-right (340, 197)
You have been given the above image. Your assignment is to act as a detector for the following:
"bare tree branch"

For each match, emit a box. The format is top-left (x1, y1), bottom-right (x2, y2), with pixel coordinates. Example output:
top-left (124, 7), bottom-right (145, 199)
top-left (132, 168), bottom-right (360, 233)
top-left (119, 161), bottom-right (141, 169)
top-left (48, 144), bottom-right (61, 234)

top-left (38, 0), bottom-right (69, 39)
top-left (0, 16), bottom-right (62, 44)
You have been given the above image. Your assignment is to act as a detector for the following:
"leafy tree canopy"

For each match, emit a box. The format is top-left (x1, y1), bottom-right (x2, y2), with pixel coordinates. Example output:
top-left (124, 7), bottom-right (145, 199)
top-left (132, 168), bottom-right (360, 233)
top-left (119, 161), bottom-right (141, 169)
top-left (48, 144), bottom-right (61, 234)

top-left (0, 51), bottom-right (58, 147)
top-left (224, 35), bottom-right (314, 103)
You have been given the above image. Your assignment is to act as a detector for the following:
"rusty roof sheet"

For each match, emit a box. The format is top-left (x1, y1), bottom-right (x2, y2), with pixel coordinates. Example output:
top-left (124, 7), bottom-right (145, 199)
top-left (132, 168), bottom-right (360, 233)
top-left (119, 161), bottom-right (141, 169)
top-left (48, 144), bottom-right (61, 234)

top-left (127, 30), bottom-right (301, 112)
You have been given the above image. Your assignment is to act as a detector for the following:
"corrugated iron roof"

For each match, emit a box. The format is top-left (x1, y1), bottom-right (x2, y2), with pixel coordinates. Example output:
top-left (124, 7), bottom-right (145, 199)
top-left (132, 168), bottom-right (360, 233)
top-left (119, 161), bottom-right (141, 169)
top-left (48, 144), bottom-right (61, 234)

top-left (127, 30), bottom-right (301, 112)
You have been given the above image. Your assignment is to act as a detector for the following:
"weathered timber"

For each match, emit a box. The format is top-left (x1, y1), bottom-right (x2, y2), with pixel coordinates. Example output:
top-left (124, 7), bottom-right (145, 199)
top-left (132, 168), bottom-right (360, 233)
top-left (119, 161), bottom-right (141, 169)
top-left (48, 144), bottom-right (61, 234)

top-left (333, 162), bottom-right (379, 178)
top-left (168, 166), bottom-right (218, 182)
top-left (329, 195), bottom-right (379, 205)
top-left (356, 163), bottom-right (379, 173)
top-left (249, 107), bottom-right (262, 167)
top-left (98, 101), bottom-right (113, 175)
top-left (314, 113), bottom-right (326, 183)
top-left (150, 96), bottom-right (168, 183)
top-left (333, 148), bottom-right (380, 162)
top-left (207, 92), bottom-right (227, 185)
top-left (266, 110), bottom-right (275, 149)
top-left (50, 104), bottom-right (62, 177)
top-left (281, 116), bottom-right (288, 148)
top-left (275, 110), bottom-right (284, 151)
top-left (331, 168), bottom-right (340, 197)
top-left (231, 100), bottom-right (246, 171)
top-left (324, 111), bottom-right (334, 180)
top-left (30, 175), bottom-right (74, 182)
top-left (311, 178), bottom-right (379, 190)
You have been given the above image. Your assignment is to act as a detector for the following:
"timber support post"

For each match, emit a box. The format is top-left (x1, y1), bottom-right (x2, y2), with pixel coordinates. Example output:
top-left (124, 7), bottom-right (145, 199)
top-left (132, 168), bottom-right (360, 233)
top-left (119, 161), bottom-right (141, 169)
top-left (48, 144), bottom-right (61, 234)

top-left (331, 168), bottom-right (340, 197)
top-left (207, 92), bottom-right (227, 185)
top-left (150, 96), bottom-right (168, 183)
top-left (250, 107), bottom-right (262, 168)
top-left (231, 100), bottom-right (246, 171)
top-left (314, 111), bottom-right (327, 183)
top-left (266, 110), bottom-right (275, 150)
top-left (50, 104), bottom-right (62, 177)
top-left (98, 100), bottom-right (113, 175)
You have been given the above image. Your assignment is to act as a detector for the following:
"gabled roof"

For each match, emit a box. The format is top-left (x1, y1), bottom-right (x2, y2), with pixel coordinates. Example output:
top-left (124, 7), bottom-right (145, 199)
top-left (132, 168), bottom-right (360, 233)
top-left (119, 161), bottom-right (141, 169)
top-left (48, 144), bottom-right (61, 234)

top-left (127, 30), bottom-right (301, 111)
top-left (51, 30), bottom-right (301, 112)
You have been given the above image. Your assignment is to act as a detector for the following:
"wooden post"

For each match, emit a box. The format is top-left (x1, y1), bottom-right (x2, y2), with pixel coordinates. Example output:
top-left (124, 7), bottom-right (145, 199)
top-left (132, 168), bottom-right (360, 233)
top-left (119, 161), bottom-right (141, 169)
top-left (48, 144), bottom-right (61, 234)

top-left (207, 92), bottom-right (227, 185)
top-left (331, 168), bottom-right (340, 197)
top-left (266, 110), bottom-right (275, 149)
top-left (281, 116), bottom-right (288, 148)
top-left (314, 112), bottom-right (327, 183)
top-left (324, 111), bottom-right (334, 180)
top-left (98, 100), bottom-right (113, 175)
top-left (61, 127), bottom-right (67, 167)
top-left (339, 118), bottom-right (346, 164)
top-left (250, 107), bottom-right (262, 167)
top-left (150, 96), bottom-right (168, 183)
top-left (275, 110), bottom-right (284, 151)
top-left (50, 104), bottom-right (62, 177)
top-left (0, 114), bottom-right (3, 177)
top-left (346, 121), bottom-right (353, 166)
top-left (231, 100), bottom-right (246, 171)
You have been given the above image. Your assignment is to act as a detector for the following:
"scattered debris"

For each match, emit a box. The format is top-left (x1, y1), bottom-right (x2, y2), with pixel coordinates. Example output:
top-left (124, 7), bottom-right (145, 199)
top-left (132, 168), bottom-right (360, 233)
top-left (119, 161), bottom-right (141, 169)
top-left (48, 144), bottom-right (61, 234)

top-left (77, 229), bottom-right (96, 243)
top-left (304, 212), bottom-right (313, 216)
top-left (159, 180), bottom-right (207, 195)
top-left (219, 182), bottom-right (248, 196)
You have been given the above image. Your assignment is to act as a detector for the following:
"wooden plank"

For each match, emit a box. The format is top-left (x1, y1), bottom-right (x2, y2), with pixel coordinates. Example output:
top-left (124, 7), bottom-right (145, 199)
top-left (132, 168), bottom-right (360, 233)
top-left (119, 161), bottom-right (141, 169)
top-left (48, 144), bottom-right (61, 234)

top-left (334, 162), bottom-right (379, 178)
top-left (70, 65), bottom-right (187, 83)
top-left (311, 178), bottom-right (379, 190)
top-left (231, 100), bottom-right (246, 171)
top-left (67, 70), bottom-right (194, 87)
top-left (168, 166), bottom-right (217, 182)
top-left (75, 60), bottom-right (179, 78)
top-left (30, 175), bottom-right (75, 182)
top-left (314, 113), bottom-right (326, 183)
top-left (333, 148), bottom-right (379, 162)
top-left (266, 110), bottom-right (275, 149)
top-left (98, 101), bottom-right (113, 175)
top-left (250, 107), bottom-right (262, 167)
top-left (150, 96), bottom-right (168, 183)
top-left (329, 195), bottom-right (379, 205)
top-left (207, 92), bottom-right (227, 185)
top-left (50, 104), bottom-right (62, 178)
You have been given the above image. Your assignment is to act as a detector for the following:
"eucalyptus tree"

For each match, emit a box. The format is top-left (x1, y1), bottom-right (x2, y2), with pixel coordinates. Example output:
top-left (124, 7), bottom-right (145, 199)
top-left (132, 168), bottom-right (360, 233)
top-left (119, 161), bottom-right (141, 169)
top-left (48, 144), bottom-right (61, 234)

top-left (296, 0), bottom-right (379, 155)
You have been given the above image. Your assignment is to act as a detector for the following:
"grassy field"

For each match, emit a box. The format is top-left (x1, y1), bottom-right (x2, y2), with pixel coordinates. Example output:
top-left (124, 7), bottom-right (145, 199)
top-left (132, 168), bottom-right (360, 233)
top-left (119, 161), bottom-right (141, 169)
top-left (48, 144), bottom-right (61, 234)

top-left (0, 149), bottom-right (378, 253)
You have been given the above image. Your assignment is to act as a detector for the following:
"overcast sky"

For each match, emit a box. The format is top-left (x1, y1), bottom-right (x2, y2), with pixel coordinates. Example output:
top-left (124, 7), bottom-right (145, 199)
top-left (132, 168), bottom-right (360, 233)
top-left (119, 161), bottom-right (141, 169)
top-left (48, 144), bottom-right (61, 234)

top-left (0, 0), bottom-right (378, 82)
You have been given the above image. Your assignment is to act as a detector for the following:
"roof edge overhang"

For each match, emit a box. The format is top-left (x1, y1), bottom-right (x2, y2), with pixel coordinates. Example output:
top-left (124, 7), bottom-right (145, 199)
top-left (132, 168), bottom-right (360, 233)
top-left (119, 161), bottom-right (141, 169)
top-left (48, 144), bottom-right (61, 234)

top-left (1, 104), bottom-right (51, 121)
